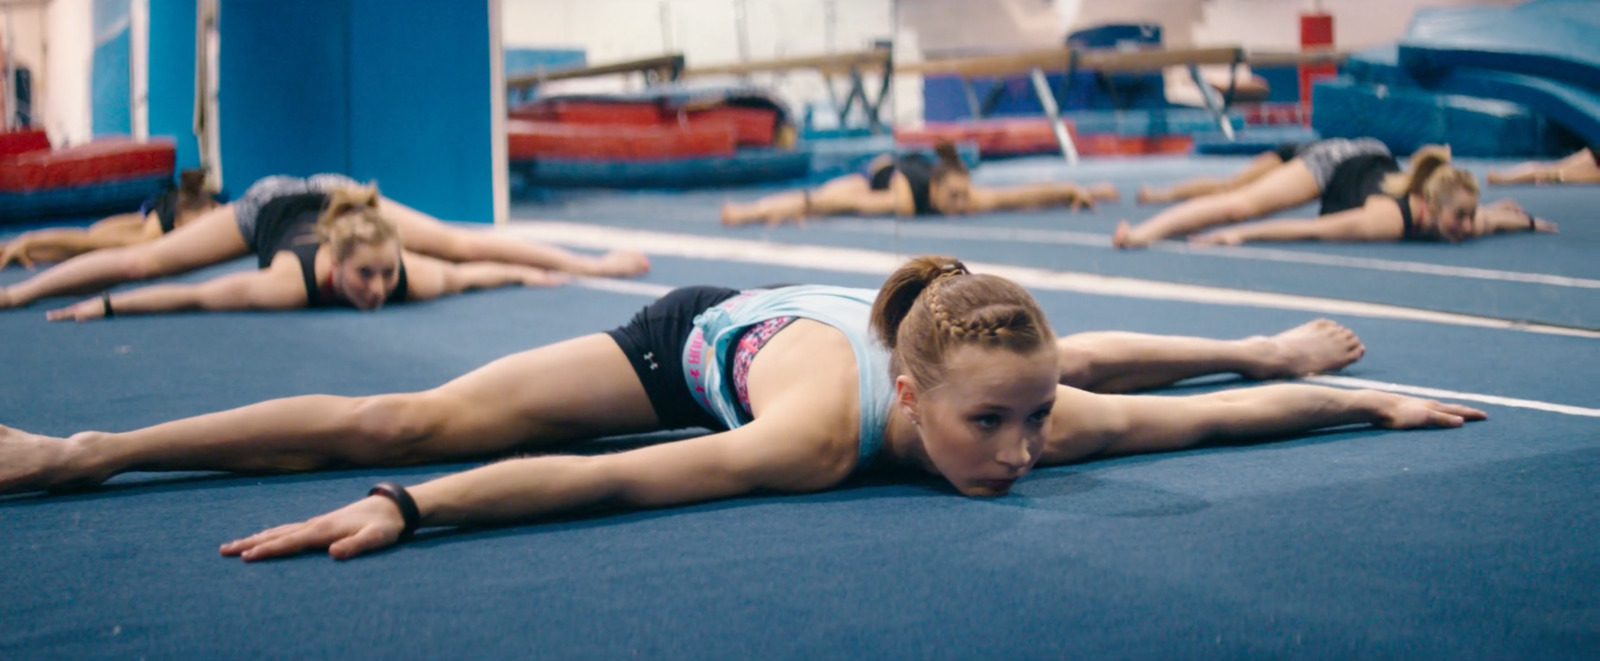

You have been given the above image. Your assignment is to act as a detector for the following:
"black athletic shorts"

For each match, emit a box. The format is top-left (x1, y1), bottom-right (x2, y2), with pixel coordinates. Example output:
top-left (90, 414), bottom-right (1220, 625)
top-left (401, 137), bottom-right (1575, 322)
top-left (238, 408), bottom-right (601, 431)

top-left (606, 286), bottom-right (741, 431)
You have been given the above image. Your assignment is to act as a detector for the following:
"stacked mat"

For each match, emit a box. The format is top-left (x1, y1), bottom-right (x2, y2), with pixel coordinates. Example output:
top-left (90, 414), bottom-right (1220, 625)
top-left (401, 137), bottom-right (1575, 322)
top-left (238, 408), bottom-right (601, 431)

top-left (0, 130), bottom-right (176, 223)
top-left (1314, 0), bottom-right (1597, 157)
top-left (507, 85), bottom-right (811, 190)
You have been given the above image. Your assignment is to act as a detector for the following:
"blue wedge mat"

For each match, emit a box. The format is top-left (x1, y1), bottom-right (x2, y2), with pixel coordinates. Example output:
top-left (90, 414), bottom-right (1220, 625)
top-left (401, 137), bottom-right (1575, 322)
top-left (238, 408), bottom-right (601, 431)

top-left (1423, 68), bottom-right (1600, 152)
top-left (1311, 76), bottom-right (1570, 157)
top-left (1399, 5), bottom-right (1600, 93)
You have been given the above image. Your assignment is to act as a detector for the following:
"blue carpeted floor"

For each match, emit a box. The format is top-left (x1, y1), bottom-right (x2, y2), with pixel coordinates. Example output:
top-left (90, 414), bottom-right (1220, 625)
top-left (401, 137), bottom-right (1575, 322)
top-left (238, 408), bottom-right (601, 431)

top-left (2, 157), bottom-right (1596, 659)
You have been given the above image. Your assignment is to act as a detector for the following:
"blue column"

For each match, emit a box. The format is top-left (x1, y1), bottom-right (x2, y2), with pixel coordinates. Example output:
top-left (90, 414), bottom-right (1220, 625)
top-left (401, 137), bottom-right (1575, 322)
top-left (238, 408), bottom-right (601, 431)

top-left (216, 0), bottom-right (352, 196)
top-left (91, 0), bottom-right (132, 136)
top-left (347, 0), bottom-right (496, 223)
top-left (147, 0), bottom-right (201, 170)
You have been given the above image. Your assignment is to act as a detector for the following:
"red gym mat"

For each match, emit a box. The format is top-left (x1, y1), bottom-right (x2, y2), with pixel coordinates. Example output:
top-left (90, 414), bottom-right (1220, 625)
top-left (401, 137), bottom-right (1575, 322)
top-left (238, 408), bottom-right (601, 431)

top-left (0, 137), bottom-right (176, 193)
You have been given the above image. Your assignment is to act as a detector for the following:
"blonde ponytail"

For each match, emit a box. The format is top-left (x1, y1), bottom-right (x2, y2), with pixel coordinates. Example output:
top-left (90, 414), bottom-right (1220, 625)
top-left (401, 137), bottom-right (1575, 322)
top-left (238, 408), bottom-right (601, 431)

top-left (315, 184), bottom-right (400, 259)
top-left (1381, 145), bottom-right (1479, 217)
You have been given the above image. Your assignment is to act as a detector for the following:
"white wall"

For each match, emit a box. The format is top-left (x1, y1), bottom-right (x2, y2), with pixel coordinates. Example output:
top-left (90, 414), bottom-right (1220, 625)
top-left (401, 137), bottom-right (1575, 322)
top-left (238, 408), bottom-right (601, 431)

top-left (44, 0), bottom-right (94, 145)
top-left (1191, 0), bottom-right (1523, 52)
top-left (501, 0), bottom-right (895, 127)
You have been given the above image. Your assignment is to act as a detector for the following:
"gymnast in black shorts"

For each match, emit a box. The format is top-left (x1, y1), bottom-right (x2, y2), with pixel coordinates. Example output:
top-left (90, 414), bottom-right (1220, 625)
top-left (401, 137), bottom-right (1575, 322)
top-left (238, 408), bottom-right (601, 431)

top-left (720, 142), bottom-right (1119, 227)
top-left (0, 173), bottom-right (650, 312)
top-left (1116, 140), bottom-right (1556, 247)
top-left (43, 184), bottom-right (565, 321)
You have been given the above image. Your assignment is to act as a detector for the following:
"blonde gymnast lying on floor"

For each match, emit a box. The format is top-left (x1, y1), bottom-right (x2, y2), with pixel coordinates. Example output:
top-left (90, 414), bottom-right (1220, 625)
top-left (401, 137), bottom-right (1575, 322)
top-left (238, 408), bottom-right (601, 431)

top-left (1118, 141), bottom-right (1556, 248)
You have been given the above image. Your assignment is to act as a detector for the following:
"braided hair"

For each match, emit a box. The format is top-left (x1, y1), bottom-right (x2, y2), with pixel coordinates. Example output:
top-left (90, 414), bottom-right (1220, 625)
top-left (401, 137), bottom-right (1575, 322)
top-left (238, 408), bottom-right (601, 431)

top-left (870, 255), bottom-right (1055, 390)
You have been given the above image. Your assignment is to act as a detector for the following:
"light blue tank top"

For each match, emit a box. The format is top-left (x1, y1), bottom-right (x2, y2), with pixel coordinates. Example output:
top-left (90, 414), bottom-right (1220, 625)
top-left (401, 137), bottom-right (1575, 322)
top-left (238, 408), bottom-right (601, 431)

top-left (681, 285), bottom-right (893, 470)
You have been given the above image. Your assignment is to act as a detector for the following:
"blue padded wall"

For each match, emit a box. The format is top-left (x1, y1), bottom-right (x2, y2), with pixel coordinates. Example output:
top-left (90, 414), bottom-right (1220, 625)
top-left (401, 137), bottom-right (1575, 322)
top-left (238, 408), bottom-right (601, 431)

top-left (216, 0), bottom-right (495, 221)
top-left (347, 0), bottom-right (495, 223)
top-left (216, 0), bottom-right (351, 198)
top-left (147, 0), bottom-right (200, 171)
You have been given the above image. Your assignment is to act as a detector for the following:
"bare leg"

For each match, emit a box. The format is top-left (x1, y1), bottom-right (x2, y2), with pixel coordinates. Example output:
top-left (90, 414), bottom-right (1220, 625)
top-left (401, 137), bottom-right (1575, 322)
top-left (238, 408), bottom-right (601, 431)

top-left (722, 173), bottom-right (899, 227)
top-left (0, 205), bottom-right (248, 308)
top-left (1058, 319), bottom-right (1365, 394)
top-left (1114, 159), bottom-right (1321, 249)
top-left (381, 198), bottom-right (648, 277)
top-left (1138, 152), bottom-right (1285, 204)
top-left (0, 334), bottom-right (657, 494)
top-left (1487, 148), bottom-right (1599, 185)
top-left (722, 191), bottom-right (810, 227)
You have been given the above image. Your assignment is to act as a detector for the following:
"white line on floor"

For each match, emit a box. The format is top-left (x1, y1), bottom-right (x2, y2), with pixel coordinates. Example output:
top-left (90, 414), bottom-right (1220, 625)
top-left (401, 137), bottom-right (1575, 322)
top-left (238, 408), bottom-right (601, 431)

top-left (506, 221), bottom-right (1600, 339)
top-left (1305, 376), bottom-right (1600, 418)
top-left (824, 221), bottom-right (1600, 289)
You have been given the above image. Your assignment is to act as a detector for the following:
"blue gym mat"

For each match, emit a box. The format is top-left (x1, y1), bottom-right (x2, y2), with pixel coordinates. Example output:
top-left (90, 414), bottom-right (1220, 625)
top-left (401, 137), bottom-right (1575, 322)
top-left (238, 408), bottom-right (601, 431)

top-left (511, 155), bottom-right (1600, 330)
top-left (2, 254), bottom-right (1596, 659)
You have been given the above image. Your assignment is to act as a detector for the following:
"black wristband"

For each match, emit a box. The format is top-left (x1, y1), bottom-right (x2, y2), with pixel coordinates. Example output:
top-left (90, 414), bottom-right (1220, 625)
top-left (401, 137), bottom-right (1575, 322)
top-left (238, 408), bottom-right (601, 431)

top-left (101, 292), bottom-right (114, 319)
top-left (368, 481), bottom-right (420, 539)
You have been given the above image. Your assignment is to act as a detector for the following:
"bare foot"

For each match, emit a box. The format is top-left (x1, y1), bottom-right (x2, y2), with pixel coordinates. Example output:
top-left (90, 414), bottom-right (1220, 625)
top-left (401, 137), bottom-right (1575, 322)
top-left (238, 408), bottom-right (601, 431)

top-left (1089, 182), bottom-right (1121, 203)
top-left (0, 425), bottom-right (106, 494)
top-left (1136, 186), bottom-right (1165, 205)
top-left (1111, 220), bottom-right (1147, 249)
top-left (594, 249), bottom-right (650, 277)
top-left (1242, 319), bottom-right (1366, 380)
top-left (722, 202), bottom-right (767, 227)
top-left (720, 202), bottom-right (743, 226)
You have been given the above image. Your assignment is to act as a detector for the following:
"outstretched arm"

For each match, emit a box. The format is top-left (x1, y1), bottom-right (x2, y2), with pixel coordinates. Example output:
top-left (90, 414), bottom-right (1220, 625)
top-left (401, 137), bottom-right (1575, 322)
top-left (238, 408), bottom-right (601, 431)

top-left (1472, 200), bottom-right (1558, 237)
top-left (1190, 207), bottom-right (1401, 246)
top-left (400, 253), bottom-right (568, 301)
top-left (1044, 384), bottom-right (1486, 463)
top-left (44, 267), bottom-right (304, 321)
top-left (220, 405), bottom-right (854, 561)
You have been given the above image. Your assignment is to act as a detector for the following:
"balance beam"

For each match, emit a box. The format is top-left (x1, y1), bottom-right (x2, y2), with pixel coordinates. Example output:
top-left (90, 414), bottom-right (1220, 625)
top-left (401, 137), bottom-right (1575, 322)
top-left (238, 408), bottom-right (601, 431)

top-left (1246, 48), bottom-right (1350, 68)
top-left (506, 54), bottom-right (686, 100)
top-left (900, 46), bottom-right (1248, 163)
top-left (683, 47), bottom-right (894, 133)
